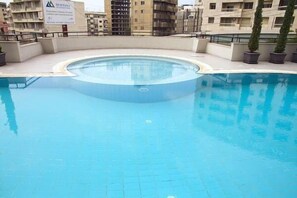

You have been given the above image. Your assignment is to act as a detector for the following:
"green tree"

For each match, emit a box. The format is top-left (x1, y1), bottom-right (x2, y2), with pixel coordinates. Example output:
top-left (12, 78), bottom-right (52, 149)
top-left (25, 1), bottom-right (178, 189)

top-left (248, 0), bottom-right (264, 53)
top-left (274, 0), bottom-right (296, 53)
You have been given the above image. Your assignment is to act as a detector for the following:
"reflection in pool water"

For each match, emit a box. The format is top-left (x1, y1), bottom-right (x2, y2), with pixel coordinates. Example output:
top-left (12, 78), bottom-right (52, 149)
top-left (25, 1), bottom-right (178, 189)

top-left (0, 79), bottom-right (18, 134)
top-left (0, 74), bottom-right (296, 198)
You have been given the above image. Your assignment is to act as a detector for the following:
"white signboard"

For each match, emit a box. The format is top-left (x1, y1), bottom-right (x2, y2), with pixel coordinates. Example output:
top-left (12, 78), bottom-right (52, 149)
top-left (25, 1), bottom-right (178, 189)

top-left (43, 0), bottom-right (75, 24)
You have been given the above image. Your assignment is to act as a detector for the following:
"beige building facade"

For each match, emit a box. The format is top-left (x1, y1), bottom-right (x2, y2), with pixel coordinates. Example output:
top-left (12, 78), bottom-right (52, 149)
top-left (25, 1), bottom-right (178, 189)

top-left (10, 0), bottom-right (87, 33)
top-left (201, 0), bottom-right (297, 33)
top-left (0, 2), bottom-right (8, 33)
top-left (131, 0), bottom-right (177, 36)
top-left (176, 4), bottom-right (203, 34)
top-left (85, 12), bottom-right (108, 35)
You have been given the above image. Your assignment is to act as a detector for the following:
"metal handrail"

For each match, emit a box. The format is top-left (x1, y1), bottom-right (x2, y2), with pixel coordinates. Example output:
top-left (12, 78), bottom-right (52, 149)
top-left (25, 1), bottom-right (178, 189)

top-left (196, 33), bottom-right (297, 45)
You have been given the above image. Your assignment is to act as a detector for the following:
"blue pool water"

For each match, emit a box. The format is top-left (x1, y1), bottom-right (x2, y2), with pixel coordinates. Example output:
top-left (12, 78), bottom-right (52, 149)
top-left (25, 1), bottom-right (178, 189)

top-left (68, 56), bottom-right (199, 85)
top-left (0, 72), bottom-right (297, 198)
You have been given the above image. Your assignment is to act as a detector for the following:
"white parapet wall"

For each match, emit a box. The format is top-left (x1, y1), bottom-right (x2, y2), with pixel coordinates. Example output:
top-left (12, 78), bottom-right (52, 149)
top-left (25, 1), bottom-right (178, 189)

top-left (1, 37), bottom-right (296, 63)
top-left (206, 43), bottom-right (234, 60)
top-left (205, 42), bottom-right (297, 61)
top-left (0, 41), bottom-right (22, 62)
top-left (231, 43), bottom-right (297, 61)
top-left (193, 38), bottom-right (208, 53)
top-left (39, 38), bottom-right (58, 54)
top-left (52, 36), bottom-right (195, 52)
top-left (19, 42), bottom-right (43, 62)
top-left (0, 41), bottom-right (43, 62)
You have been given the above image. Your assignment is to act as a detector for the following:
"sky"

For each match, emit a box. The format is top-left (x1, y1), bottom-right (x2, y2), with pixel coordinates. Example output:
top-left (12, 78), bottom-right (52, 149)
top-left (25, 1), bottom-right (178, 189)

top-left (3, 0), bottom-right (195, 11)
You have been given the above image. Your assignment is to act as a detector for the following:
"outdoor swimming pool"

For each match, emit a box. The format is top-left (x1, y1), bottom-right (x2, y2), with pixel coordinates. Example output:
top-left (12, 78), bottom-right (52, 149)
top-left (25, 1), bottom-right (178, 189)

top-left (0, 58), bottom-right (296, 198)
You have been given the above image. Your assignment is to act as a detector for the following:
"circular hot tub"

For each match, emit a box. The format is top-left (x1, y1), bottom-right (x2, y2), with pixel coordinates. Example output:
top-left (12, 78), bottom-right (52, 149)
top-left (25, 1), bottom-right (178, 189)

top-left (66, 56), bottom-right (202, 102)
top-left (67, 56), bottom-right (200, 85)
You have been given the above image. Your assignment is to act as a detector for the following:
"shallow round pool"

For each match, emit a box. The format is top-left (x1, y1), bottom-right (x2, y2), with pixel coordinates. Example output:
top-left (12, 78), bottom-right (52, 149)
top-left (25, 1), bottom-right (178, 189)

top-left (66, 56), bottom-right (202, 102)
top-left (67, 56), bottom-right (200, 85)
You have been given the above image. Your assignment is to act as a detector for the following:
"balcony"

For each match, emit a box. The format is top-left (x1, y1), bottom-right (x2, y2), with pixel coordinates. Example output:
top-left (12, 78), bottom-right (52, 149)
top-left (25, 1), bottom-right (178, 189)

top-left (220, 23), bottom-right (236, 27)
top-left (221, 8), bottom-right (242, 17)
top-left (154, 0), bottom-right (177, 5)
top-left (13, 17), bottom-right (43, 23)
top-left (153, 13), bottom-right (175, 20)
top-left (153, 4), bottom-right (176, 12)
top-left (11, 6), bottom-right (42, 13)
top-left (14, 27), bottom-right (42, 32)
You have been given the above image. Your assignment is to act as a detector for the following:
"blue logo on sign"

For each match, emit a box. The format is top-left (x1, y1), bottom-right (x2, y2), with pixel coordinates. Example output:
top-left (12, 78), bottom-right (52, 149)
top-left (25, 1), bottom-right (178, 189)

top-left (46, 1), bottom-right (55, 8)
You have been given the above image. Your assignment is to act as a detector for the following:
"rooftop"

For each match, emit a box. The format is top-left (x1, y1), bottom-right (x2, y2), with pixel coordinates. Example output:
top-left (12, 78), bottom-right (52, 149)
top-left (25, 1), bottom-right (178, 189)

top-left (0, 48), bottom-right (296, 77)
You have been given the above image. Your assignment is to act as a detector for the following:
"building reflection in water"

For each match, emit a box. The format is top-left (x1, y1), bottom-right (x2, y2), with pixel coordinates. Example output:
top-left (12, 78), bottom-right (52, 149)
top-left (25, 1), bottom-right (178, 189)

top-left (106, 58), bottom-right (174, 84)
top-left (0, 78), bottom-right (18, 134)
top-left (192, 74), bottom-right (297, 162)
top-left (131, 60), bottom-right (173, 84)
top-left (0, 77), bottom-right (38, 134)
top-left (71, 57), bottom-right (177, 85)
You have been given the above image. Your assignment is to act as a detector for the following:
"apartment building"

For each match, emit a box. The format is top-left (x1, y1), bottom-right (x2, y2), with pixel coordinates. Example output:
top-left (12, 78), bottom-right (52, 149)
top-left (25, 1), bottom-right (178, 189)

top-left (105, 0), bottom-right (131, 35)
top-left (176, 4), bottom-right (203, 34)
top-left (201, 0), bottom-right (297, 33)
top-left (0, 2), bottom-right (8, 33)
top-left (9, 0), bottom-right (87, 33)
top-left (131, 0), bottom-right (177, 36)
top-left (85, 12), bottom-right (108, 35)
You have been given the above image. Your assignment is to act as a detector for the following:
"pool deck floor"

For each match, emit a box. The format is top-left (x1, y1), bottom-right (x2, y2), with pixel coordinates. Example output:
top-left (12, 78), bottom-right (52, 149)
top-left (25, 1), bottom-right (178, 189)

top-left (0, 49), bottom-right (296, 77)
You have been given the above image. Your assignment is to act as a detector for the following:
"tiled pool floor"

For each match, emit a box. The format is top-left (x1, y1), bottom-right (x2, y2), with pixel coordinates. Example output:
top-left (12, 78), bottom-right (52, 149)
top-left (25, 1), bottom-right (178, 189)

top-left (1, 74), bottom-right (296, 198)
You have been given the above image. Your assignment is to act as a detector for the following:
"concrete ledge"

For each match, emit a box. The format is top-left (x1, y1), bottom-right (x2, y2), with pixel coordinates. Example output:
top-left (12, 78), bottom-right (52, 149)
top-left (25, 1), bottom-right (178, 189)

top-left (1, 37), bottom-right (296, 64)
top-left (52, 54), bottom-right (213, 76)
top-left (0, 49), bottom-right (297, 77)
top-left (0, 41), bottom-right (43, 62)
top-left (39, 38), bottom-right (58, 54)
top-left (0, 41), bottom-right (21, 62)
top-left (232, 43), bottom-right (297, 61)
top-left (206, 43), bottom-right (233, 60)
top-left (19, 42), bottom-right (43, 62)
top-left (54, 36), bottom-right (195, 52)
top-left (205, 42), bottom-right (297, 61)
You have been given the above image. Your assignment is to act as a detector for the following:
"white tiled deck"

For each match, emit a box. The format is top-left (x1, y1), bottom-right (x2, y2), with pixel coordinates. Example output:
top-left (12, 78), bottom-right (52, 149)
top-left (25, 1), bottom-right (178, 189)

top-left (0, 49), bottom-right (296, 77)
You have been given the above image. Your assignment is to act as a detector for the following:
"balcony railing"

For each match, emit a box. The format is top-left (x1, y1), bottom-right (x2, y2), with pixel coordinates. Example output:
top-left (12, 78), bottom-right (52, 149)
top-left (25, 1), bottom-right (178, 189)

top-left (274, 24), bottom-right (282, 28)
top-left (221, 8), bottom-right (240, 12)
top-left (220, 23), bottom-right (237, 26)
top-left (196, 33), bottom-right (297, 46)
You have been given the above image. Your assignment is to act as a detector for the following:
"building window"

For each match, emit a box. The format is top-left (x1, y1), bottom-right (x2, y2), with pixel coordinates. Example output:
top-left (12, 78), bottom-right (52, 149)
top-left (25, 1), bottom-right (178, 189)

top-left (141, 1), bottom-right (145, 5)
top-left (274, 17), bottom-right (294, 27)
top-left (263, 2), bottom-right (272, 8)
top-left (208, 17), bottom-right (214, 23)
top-left (135, 2), bottom-right (137, 5)
top-left (220, 18), bottom-right (236, 26)
top-left (141, 10), bottom-right (144, 13)
top-left (135, 26), bottom-right (138, 30)
top-left (274, 17), bottom-right (284, 27)
top-left (135, 10), bottom-right (138, 13)
top-left (141, 26), bottom-right (144, 30)
top-left (135, 18), bottom-right (138, 22)
top-left (244, 2), bottom-right (253, 9)
top-left (210, 3), bottom-right (216, 9)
